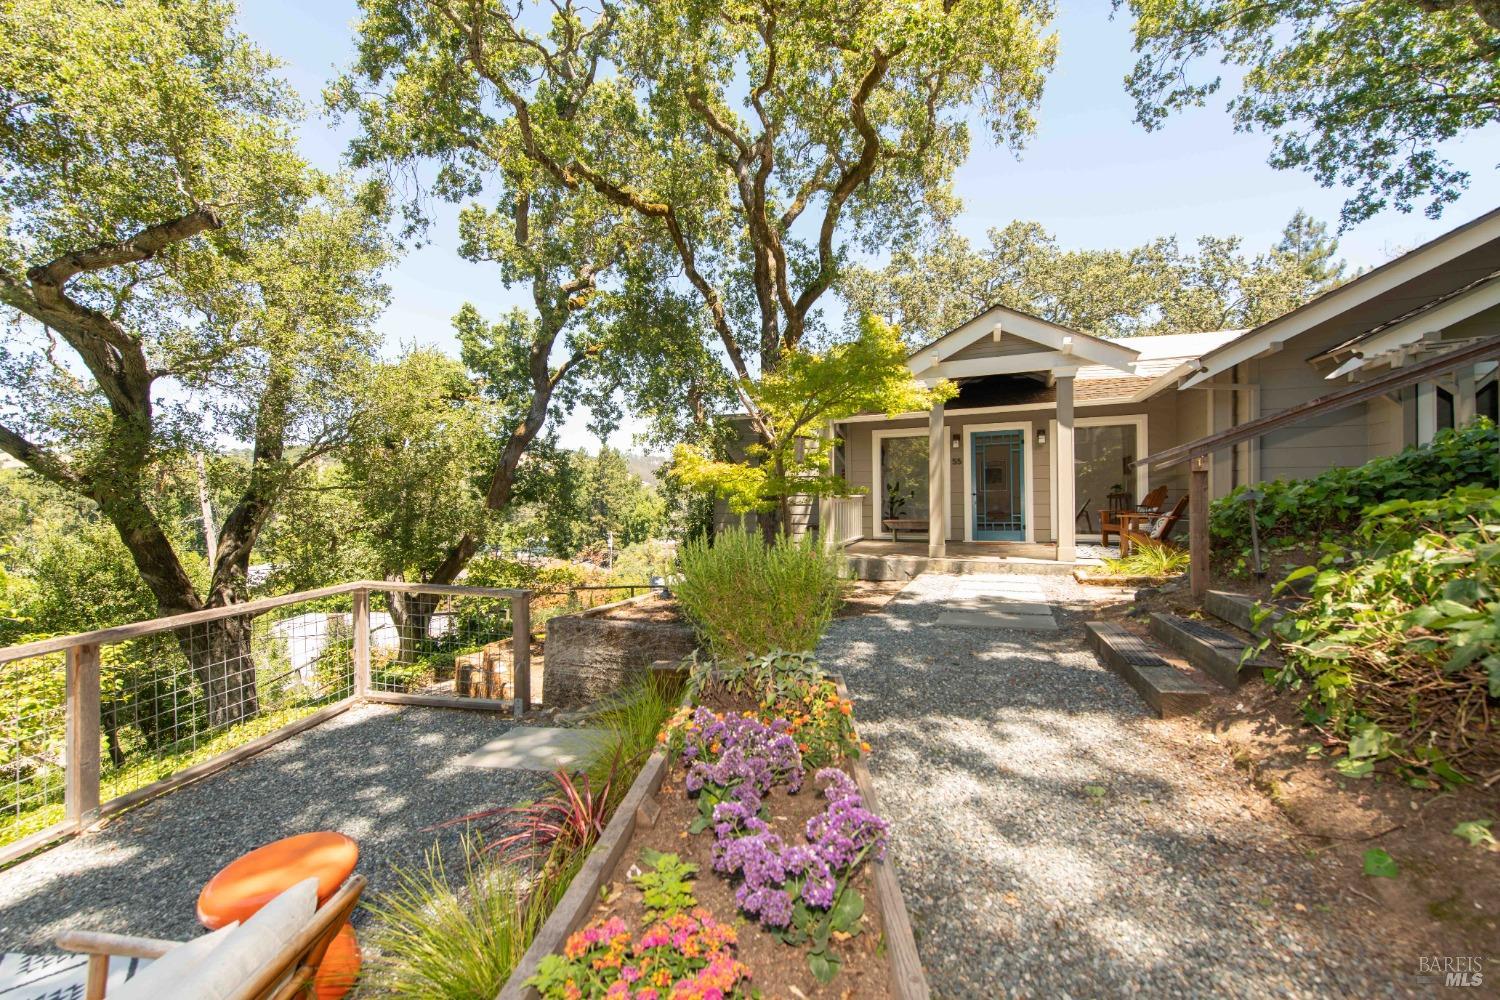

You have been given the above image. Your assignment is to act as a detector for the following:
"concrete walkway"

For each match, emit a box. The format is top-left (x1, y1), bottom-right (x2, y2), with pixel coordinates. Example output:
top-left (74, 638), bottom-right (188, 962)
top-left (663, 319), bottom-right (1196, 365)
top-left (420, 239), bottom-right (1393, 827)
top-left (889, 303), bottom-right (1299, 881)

top-left (819, 572), bottom-right (1399, 998)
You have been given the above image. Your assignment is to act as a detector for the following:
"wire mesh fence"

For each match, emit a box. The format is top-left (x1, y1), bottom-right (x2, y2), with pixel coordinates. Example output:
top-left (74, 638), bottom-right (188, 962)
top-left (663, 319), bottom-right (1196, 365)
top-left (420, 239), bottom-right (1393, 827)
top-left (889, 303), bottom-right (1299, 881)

top-left (366, 589), bottom-right (516, 697)
top-left (0, 650), bottom-right (67, 846)
top-left (530, 583), bottom-right (656, 624)
top-left (0, 590), bottom-right (363, 850)
top-left (0, 582), bottom-right (559, 853)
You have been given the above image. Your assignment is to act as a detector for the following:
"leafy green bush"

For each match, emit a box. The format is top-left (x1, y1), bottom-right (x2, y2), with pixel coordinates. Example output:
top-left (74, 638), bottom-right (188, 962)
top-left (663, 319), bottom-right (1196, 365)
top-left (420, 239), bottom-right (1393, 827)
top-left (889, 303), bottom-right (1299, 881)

top-left (1211, 419), bottom-right (1498, 555)
top-left (674, 528), bottom-right (845, 658)
top-left (360, 837), bottom-right (554, 999)
top-left (1262, 487), bottom-right (1499, 782)
top-left (1100, 541), bottom-right (1189, 578)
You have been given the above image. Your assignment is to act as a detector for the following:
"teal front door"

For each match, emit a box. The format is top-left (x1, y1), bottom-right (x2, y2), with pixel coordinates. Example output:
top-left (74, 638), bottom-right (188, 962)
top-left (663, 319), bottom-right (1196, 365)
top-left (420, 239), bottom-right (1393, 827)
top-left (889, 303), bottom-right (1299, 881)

top-left (972, 430), bottom-right (1025, 540)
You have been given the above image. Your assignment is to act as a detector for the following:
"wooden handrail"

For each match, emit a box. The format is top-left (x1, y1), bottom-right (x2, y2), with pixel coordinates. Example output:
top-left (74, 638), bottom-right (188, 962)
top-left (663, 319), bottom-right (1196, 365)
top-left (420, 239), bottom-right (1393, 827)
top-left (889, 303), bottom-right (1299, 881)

top-left (1136, 337), bottom-right (1500, 472)
top-left (0, 580), bottom-right (530, 666)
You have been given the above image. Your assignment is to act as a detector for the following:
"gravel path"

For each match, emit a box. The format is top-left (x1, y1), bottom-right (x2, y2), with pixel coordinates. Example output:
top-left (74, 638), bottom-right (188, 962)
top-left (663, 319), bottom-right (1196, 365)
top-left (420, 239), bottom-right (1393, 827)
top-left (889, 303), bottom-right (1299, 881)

top-left (0, 703), bottom-right (548, 951)
top-left (819, 572), bottom-right (1404, 999)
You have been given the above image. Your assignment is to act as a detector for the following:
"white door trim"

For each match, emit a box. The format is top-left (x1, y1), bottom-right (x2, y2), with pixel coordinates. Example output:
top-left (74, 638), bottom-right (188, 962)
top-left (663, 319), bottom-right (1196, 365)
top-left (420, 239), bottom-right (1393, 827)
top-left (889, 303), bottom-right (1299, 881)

top-left (870, 427), bottom-right (940, 539)
top-left (962, 421), bottom-right (1034, 543)
top-left (1049, 414), bottom-right (1149, 542)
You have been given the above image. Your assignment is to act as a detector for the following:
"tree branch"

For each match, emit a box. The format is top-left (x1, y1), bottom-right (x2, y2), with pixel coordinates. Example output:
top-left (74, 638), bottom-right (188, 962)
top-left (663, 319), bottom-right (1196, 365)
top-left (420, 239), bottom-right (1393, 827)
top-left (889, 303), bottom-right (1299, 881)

top-left (0, 421), bottom-right (83, 490)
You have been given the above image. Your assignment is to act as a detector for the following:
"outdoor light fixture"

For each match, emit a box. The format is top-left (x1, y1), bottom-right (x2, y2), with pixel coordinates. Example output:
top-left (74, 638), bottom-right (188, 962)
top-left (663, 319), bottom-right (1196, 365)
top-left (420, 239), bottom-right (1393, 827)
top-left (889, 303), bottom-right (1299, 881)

top-left (951, 432), bottom-right (960, 448)
top-left (1035, 428), bottom-right (1047, 446)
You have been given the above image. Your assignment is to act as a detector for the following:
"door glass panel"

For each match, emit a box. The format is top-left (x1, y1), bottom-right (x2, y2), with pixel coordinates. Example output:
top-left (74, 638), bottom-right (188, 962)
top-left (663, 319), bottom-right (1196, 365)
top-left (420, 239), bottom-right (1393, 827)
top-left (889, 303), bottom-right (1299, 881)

top-left (879, 436), bottom-right (928, 522)
top-left (973, 431), bottom-right (1024, 539)
top-left (1076, 425), bottom-right (1137, 523)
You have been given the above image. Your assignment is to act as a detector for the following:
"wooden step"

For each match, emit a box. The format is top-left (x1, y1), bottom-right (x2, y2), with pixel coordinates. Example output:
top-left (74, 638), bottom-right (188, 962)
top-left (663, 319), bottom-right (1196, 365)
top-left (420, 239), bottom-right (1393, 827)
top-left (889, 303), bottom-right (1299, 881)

top-left (1084, 621), bottom-right (1212, 718)
top-left (1203, 590), bottom-right (1284, 638)
top-left (1149, 613), bottom-right (1270, 690)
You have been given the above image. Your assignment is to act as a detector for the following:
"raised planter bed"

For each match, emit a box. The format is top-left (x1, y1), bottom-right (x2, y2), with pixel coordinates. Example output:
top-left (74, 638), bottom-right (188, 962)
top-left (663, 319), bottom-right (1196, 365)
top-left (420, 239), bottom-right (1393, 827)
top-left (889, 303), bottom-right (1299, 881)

top-left (499, 674), bottom-right (928, 999)
top-left (541, 592), bottom-right (698, 709)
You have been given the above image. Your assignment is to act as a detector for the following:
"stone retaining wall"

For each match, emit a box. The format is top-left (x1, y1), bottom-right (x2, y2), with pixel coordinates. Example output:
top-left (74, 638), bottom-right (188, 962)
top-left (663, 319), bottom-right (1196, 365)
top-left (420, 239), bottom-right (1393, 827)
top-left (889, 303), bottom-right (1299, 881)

top-left (542, 594), bottom-right (698, 708)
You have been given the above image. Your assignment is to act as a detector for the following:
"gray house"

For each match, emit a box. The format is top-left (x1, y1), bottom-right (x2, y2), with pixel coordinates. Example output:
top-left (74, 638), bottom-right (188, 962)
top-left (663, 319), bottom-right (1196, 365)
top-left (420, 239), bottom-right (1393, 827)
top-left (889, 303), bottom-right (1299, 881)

top-left (788, 205), bottom-right (1500, 572)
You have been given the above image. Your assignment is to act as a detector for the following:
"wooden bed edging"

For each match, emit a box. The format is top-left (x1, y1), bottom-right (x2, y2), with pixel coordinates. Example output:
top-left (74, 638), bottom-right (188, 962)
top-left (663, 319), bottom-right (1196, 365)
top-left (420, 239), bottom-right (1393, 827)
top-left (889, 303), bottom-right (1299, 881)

top-left (834, 676), bottom-right (931, 1000)
top-left (496, 677), bottom-right (931, 1000)
top-left (497, 747), bottom-right (672, 1000)
top-left (1072, 568), bottom-right (1173, 587)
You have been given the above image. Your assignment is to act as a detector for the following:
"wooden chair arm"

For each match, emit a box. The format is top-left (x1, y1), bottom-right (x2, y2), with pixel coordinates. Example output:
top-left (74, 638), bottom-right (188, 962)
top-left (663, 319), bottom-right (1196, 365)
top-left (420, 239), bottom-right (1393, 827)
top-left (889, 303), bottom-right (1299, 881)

top-left (57, 929), bottom-right (180, 960)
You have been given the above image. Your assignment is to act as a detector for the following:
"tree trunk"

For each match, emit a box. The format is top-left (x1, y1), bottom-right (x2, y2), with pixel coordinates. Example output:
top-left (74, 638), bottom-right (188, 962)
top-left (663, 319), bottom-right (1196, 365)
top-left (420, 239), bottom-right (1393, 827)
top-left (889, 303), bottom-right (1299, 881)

top-left (177, 614), bottom-right (259, 728)
top-left (388, 589), bottom-right (441, 668)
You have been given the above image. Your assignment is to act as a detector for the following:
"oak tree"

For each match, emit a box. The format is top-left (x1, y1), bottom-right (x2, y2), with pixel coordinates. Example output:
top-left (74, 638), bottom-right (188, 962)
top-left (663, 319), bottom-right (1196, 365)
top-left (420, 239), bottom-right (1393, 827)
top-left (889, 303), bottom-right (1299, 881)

top-left (0, 0), bottom-right (393, 723)
top-left (1118, 0), bottom-right (1500, 225)
top-left (340, 0), bottom-right (1057, 532)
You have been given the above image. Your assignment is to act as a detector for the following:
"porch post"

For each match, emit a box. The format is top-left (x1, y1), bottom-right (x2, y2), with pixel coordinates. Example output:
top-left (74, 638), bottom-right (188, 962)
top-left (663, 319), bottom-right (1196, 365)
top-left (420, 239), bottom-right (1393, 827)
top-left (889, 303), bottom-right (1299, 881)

top-left (928, 402), bottom-right (946, 557)
top-left (1055, 374), bottom-right (1076, 562)
top-left (1190, 454), bottom-right (1210, 599)
top-left (1416, 381), bottom-right (1438, 445)
top-left (1456, 366), bottom-right (1477, 426)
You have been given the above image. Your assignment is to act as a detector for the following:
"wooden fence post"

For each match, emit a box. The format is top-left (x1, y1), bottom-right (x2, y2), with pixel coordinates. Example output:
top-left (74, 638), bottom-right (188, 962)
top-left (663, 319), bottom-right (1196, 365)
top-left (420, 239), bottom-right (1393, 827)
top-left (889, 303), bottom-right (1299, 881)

top-left (1189, 454), bottom-right (1210, 600)
top-left (511, 591), bottom-right (531, 719)
top-left (65, 642), bottom-right (101, 830)
top-left (353, 588), bottom-right (371, 698)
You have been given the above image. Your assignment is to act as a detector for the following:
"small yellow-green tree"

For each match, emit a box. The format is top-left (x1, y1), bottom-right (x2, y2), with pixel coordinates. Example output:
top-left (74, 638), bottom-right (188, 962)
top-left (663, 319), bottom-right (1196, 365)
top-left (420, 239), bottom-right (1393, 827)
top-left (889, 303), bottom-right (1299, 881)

top-left (670, 316), bottom-right (953, 530)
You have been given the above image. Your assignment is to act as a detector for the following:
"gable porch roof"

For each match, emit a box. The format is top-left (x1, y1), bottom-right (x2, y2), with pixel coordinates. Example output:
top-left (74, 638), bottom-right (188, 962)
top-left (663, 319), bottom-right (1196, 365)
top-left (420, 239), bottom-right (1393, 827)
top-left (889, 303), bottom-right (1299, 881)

top-left (906, 302), bottom-right (1141, 381)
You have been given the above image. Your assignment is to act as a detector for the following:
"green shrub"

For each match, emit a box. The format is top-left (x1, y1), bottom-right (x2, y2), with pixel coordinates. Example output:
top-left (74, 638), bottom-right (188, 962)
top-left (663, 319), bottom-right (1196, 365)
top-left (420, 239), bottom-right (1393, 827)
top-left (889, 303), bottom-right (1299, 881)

top-left (1210, 419), bottom-right (1498, 555)
top-left (674, 528), bottom-right (845, 658)
top-left (359, 837), bottom-right (548, 999)
top-left (1100, 541), bottom-right (1189, 578)
top-left (1262, 487), bottom-right (1499, 782)
top-left (581, 671), bottom-right (682, 803)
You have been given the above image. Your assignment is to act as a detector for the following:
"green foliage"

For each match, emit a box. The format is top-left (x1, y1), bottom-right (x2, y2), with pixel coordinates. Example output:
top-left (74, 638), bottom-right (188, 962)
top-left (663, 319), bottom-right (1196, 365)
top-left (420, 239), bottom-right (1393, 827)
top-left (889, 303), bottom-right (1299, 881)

top-left (630, 849), bottom-right (699, 921)
top-left (339, 0), bottom-right (1053, 530)
top-left (672, 315), bottom-right (954, 514)
top-left (842, 211), bottom-right (1346, 344)
top-left (581, 671), bottom-right (683, 803)
top-left (1101, 542), bottom-right (1190, 579)
top-left (1263, 487), bottom-right (1500, 781)
top-left (1211, 421), bottom-right (1500, 555)
top-left (1452, 820), bottom-right (1496, 848)
top-left (344, 349), bottom-right (500, 580)
top-left (674, 529), bottom-right (845, 659)
top-left (1362, 848), bottom-right (1399, 879)
top-left (685, 651), bottom-right (864, 767)
top-left (1119, 0), bottom-right (1500, 225)
top-left (503, 449), bottom-right (667, 559)
top-left (360, 838), bottom-right (552, 1000)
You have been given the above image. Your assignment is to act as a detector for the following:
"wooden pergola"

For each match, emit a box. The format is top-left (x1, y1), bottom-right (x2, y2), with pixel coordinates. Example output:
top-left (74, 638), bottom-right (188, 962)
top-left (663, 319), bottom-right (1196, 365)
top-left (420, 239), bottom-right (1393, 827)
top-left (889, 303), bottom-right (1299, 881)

top-left (1135, 337), bottom-right (1500, 599)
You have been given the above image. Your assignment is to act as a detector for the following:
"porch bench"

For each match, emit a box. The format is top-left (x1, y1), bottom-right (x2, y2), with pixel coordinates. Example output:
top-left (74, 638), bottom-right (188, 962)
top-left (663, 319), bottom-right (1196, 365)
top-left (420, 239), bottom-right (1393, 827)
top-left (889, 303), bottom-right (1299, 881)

top-left (881, 518), bottom-right (929, 541)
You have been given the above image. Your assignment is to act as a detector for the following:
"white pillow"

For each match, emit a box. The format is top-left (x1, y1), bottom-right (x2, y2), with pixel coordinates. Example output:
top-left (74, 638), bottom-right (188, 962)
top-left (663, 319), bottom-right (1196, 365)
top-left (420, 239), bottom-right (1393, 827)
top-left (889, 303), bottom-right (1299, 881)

top-left (170, 877), bottom-right (319, 1000)
top-left (108, 922), bottom-right (239, 1000)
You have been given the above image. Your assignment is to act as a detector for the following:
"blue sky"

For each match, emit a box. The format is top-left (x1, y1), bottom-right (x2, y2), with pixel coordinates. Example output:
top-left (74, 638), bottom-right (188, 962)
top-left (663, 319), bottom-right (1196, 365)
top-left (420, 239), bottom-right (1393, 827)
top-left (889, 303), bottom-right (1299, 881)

top-left (238, 0), bottom-right (1500, 451)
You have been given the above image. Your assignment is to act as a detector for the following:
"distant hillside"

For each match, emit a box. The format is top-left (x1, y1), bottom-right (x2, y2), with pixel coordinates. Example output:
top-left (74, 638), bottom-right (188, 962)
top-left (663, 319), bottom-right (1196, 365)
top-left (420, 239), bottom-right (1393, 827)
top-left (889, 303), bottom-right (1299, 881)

top-left (625, 452), bottom-right (667, 487)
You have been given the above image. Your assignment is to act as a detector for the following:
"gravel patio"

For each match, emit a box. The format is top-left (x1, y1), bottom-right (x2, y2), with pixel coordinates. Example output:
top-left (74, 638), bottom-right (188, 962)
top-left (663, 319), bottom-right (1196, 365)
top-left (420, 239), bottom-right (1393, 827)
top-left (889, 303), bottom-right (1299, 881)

top-left (0, 703), bottom-right (547, 952)
top-left (820, 572), bottom-right (1406, 998)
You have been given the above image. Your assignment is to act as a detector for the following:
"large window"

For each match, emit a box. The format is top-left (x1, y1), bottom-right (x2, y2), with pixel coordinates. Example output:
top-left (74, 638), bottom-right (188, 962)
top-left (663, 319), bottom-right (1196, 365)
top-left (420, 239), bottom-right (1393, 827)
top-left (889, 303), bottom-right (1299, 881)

top-left (878, 435), bottom-right (929, 523)
top-left (1076, 423), bottom-right (1139, 528)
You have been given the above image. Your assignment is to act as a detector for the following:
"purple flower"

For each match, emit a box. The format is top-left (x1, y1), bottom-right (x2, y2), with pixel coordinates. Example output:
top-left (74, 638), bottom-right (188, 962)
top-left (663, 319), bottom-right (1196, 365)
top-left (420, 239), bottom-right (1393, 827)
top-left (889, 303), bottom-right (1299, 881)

top-left (682, 716), bottom-right (888, 935)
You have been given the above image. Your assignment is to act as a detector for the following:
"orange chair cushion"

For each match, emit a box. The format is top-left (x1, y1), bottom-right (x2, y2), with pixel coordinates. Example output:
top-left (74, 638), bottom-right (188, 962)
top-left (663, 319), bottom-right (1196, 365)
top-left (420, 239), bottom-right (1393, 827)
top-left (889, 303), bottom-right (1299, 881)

top-left (197, 832), bottom-right (359, 929)
top-left (313, 924), bottom-right (361, 1000)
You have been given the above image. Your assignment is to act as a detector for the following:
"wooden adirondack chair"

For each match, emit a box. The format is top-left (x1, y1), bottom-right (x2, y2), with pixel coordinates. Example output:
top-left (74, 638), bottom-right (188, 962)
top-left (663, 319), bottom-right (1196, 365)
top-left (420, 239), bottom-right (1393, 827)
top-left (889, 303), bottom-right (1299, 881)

top-left (1076, 496), bottom-right (1094, 534)
top-left (1100, 485), bottom-right (1168, 547)
top-left (1124, 494), bottom-right (1190, 554)
top-left (56, 875), bottom-right (366, 1000)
